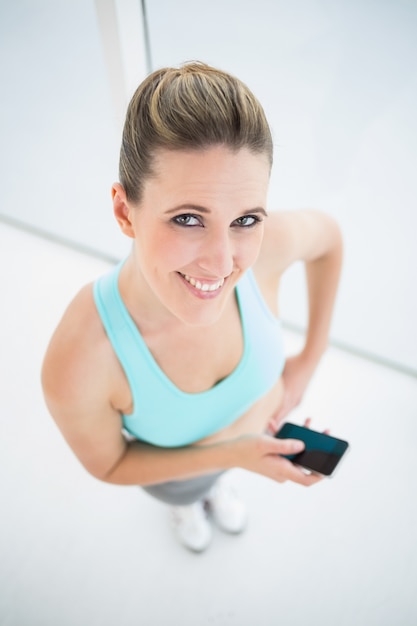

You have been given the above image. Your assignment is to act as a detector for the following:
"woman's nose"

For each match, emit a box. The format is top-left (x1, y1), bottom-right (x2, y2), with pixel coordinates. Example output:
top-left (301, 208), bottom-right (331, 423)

top-left (196, 229), bottom-right (234, 277)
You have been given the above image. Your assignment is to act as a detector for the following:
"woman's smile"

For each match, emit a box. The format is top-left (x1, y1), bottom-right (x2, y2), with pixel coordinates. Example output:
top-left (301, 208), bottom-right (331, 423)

top-left (179, 272), bottom-right (226, 295)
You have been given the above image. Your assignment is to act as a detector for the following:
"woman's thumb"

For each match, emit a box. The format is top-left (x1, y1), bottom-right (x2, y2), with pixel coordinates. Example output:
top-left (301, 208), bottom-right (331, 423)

top-left (273, 437), bottom-right (305, 456)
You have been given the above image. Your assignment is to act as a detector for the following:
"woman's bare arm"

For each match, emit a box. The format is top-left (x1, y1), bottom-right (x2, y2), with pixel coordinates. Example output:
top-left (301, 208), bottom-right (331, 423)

top-left (255, 209), bottom-right (343, 424)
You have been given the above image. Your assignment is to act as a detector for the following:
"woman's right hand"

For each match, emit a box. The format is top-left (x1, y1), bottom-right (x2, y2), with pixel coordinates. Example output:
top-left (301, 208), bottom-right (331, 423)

top-left (233, 433), bottom-right (323, 487)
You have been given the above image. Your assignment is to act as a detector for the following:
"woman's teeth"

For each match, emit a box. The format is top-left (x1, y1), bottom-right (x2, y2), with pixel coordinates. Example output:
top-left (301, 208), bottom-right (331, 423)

top-left (182, 274), bottom-right (225, 292)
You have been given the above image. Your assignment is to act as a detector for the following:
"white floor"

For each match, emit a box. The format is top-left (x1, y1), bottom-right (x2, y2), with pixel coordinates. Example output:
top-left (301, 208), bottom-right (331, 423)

top-left (1, 221), bottom-right (417, 626)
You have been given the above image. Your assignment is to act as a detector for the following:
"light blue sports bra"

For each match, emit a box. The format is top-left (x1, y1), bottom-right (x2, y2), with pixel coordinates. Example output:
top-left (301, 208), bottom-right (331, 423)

top-left (93, 263), bottom-right (285, 447)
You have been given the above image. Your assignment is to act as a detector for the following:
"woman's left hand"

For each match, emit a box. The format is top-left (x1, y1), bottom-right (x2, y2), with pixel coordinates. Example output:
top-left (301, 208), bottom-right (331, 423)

top-left (267, 353), bottom-right (315, 433)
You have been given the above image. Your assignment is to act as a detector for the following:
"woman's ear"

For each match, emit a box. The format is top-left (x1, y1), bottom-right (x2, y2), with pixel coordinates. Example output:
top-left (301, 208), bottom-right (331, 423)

top-left (112, 183), bottom-right (135, 238)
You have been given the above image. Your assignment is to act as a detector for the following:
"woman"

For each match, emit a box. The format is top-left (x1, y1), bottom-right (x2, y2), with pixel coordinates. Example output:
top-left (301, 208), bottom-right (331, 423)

top-left (42, 62), bottom-right (343, 552)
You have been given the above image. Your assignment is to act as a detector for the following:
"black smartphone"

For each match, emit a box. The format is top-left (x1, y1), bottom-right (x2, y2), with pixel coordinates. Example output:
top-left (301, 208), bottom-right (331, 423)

top-left (275, 422), bottom-right (349, 477)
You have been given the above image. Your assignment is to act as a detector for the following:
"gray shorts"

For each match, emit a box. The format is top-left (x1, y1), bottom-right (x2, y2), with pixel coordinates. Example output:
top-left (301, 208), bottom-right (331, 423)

top-left (142, 471), bottom-right (224, 506)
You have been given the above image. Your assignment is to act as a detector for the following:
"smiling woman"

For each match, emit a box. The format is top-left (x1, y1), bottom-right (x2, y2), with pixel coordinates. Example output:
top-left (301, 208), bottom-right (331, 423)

top-left (113, 146), bottom-right (270, 326)
top-left (42, 62), bottom-right (343, 553)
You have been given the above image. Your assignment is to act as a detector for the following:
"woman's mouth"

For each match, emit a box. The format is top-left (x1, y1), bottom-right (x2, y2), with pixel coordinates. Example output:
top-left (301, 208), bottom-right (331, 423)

top-left (179, 273), bottom-right (225, 293)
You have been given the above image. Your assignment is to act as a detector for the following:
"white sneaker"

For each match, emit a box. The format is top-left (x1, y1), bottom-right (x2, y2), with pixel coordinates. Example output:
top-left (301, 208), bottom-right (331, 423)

top-left (171, 501), bottom-right (212, 552)
top-left (206, 478), bottom-right (248, 534)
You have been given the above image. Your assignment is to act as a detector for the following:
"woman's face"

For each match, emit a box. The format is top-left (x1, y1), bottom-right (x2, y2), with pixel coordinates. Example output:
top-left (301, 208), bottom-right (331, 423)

top-left (120, 145), bottom-right (270, 326)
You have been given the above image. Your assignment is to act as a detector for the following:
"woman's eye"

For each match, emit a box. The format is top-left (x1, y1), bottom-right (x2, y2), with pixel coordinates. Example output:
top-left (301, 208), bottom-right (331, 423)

top-left (173, 214), bottom-right (202, 227)
top-left (234, 215), bottom-right (261, 227)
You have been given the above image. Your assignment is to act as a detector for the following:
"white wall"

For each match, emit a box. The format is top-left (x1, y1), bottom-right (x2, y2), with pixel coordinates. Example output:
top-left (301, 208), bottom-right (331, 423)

top-left (0, 0), bottom-right (146, 261)
top-left (1, 0), bottom-right (416, 374)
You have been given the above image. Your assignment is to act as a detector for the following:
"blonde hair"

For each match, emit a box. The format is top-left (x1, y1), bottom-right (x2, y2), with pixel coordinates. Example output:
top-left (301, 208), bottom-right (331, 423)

top-left (119, 62), bottom-right (273, 203)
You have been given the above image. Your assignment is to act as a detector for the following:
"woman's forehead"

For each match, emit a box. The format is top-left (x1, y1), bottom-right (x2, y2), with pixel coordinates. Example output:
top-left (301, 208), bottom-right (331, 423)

top-left (139, 146), bottom-right (270, 212)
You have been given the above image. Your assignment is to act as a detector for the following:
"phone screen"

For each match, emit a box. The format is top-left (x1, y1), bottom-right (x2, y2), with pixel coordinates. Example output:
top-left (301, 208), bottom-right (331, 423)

top-left (275, 422), bottom-right (349, 476)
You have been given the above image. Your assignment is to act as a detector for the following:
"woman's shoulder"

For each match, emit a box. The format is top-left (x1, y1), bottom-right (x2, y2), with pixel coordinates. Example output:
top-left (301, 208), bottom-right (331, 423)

top-left (255, 210), bottom-right (297, 280)
top-left (256, 208), bottom-right (341, 277)
top-left (41, 282), bottom-right (111, 408)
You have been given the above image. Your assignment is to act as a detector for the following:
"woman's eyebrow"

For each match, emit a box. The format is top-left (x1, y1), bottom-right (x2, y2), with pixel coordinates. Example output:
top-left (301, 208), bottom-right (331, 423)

top-left (165, 204), bottom-right (268, 217)
top-left (164, 204), bottom-right (210, 215)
